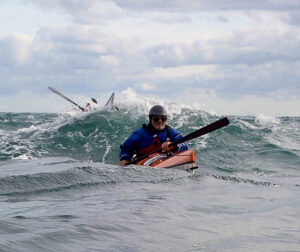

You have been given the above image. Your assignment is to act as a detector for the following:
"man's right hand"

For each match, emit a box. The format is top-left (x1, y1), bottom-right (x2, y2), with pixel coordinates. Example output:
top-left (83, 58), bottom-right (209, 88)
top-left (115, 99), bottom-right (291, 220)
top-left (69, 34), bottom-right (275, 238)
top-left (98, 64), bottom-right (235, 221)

top-left (118, 160), bottom-right (128, 166)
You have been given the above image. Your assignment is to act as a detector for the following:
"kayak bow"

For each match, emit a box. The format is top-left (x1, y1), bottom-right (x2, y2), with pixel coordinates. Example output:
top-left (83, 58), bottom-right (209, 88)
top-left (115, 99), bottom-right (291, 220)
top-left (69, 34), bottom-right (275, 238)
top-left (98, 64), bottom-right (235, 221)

top-left (136, 150), bottom-right (198, 172)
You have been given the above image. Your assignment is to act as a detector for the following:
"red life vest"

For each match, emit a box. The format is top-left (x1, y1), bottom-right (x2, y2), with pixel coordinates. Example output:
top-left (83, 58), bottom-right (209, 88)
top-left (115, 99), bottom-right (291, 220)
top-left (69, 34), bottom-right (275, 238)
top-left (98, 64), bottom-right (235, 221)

top-left (137, 135), bottom-right (162, 155)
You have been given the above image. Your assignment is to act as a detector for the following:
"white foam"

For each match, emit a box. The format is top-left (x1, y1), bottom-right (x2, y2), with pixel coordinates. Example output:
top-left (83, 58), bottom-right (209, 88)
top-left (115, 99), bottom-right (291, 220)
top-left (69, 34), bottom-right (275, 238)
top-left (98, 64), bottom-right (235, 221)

top-left (116, 87), bottom-right (213, 119)
top-left (13, 154), bottom-right (30, 160)
top-left (118, 88), bottom-right (164, 116)
top-left (193, 134), bottom-right (209, 149)
top-left (239, 120), bottom-right (258, 130)
top-left (255, 113), bottom-right (280, 125)
top-left (17, 125), bottom-right (39, 134)
top-left (102, 141), bottom-right (112, 163)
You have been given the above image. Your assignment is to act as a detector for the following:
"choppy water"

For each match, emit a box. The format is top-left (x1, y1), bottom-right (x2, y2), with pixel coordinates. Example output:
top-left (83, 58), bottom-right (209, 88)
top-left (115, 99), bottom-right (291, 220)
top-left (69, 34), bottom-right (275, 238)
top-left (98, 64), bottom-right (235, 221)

top-left (0, 100), bottom-right (300, 251)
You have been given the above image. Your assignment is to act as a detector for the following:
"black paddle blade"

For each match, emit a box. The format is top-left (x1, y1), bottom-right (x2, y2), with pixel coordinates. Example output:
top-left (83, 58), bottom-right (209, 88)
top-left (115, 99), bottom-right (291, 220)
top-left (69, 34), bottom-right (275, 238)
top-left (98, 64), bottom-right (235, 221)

top-left (171, 117), bottom-right (230, 146)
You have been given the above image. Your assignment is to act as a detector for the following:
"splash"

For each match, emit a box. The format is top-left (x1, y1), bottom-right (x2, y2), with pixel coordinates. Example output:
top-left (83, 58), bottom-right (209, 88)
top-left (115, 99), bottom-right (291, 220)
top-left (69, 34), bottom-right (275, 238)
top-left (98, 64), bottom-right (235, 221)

top-left (255, 113), bottom-right (280, 125)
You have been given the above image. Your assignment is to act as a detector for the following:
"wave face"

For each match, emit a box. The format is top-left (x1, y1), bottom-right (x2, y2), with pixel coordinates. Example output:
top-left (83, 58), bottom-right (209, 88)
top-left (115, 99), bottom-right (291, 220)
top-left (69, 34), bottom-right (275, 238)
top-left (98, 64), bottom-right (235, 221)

top-left (1, 99), bottom-right (300, 251)
top-left (1, 107), bottom-right (299, 174)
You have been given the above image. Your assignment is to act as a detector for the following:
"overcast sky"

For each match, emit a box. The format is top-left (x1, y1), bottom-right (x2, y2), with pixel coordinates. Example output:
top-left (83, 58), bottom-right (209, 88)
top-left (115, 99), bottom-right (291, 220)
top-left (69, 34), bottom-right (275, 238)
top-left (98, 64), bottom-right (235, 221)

top-left (0, 0), bottom-right (300, 116)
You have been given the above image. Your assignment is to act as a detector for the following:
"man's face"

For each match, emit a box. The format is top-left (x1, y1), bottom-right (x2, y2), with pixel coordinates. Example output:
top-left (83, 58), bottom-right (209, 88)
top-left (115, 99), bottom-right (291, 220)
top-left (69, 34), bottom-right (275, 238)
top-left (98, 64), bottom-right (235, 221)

top-left (151, 116), bottom-right (167, 131)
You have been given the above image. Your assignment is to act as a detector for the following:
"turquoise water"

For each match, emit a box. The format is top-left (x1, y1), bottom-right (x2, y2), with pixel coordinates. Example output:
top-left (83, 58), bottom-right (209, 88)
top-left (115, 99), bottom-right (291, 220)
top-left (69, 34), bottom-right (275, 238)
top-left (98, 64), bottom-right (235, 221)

top-left (0, 105), bottom-right (299, 251)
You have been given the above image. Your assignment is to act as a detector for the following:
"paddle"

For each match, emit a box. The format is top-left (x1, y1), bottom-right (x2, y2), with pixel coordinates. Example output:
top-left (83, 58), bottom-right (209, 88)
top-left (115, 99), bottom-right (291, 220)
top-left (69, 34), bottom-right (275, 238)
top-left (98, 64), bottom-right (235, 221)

top-left (91, 98), bottom-right (98, 104)
top-left (105, 92), bottom-right (119, 110)
top-left (48, 86), bottom-right (85, 112)
top-left (126, 117), bottom-right (230, 165)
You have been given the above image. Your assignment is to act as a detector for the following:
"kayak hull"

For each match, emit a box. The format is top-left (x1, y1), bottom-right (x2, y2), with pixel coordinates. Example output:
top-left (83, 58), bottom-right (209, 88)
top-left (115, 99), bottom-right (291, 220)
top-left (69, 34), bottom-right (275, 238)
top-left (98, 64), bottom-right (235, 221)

top-left (136, 150), bottom-right (198, 172)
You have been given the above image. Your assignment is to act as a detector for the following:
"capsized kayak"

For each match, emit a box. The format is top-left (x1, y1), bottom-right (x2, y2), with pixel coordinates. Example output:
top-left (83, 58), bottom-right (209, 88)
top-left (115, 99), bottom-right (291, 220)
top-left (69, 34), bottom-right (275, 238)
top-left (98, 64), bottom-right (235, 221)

top-left (135, 150), bottom-right (198, 172)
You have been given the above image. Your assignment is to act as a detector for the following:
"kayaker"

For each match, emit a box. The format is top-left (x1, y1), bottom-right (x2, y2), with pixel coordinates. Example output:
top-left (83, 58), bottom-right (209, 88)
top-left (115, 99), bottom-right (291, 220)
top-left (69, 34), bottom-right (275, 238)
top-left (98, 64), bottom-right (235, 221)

top-left (119, 105), bottom-right (188, 166)
top-left (83, 98), bottom-right (98, 112)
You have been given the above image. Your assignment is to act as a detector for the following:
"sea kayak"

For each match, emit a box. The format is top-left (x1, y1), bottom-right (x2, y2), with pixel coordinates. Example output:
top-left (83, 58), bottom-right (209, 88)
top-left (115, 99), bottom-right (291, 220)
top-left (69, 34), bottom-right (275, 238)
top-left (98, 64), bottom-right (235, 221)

top-left (135, 150), bottom-right (198, 172)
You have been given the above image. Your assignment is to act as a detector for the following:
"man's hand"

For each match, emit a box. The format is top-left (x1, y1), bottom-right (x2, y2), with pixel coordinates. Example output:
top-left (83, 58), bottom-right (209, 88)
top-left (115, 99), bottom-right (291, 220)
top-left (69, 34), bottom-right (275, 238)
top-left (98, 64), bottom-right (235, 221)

top-left (119, 160), bottom-right (128, 166)
top-left (161, 141), bottom-right (174, 153)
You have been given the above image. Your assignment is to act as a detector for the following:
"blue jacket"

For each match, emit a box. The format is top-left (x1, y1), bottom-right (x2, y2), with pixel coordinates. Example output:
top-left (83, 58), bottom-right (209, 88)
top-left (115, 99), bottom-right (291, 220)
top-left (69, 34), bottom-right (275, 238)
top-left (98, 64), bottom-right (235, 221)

top-left (120, 124), bottom-right (188, 161)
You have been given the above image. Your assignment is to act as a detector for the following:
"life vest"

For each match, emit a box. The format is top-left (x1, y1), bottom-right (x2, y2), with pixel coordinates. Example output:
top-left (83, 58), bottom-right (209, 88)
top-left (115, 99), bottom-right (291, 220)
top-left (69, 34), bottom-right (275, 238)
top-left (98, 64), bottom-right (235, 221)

top-left (137, 126), bottom-right (171, 156)
top-left (137, 135), bottom-right (162, 155)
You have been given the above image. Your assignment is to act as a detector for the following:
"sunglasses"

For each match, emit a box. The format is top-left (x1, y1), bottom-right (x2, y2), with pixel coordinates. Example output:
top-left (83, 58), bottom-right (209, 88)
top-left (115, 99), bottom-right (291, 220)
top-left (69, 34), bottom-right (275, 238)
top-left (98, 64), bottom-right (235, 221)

top-left (152, 116), bottom-right (167, 122)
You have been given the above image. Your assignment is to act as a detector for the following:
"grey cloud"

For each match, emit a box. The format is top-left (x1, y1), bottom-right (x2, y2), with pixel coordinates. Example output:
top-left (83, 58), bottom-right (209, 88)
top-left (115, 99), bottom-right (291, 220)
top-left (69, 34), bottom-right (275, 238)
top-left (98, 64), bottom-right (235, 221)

top-left (129, 62), bottom-right (300, 99)
top-left (146, 12), bottom-right (192, 23)
top-left (0, 25), bottom-right (147, 95)
top-left (284, 10), bottom-right (300, 25)
top-left (114, 0), bottom-right (300, 12)
top-left (147, 29), bottom-right (300, 67)
top-left (35, 25), bottom-right (142, 58)
top-left (1, 22), bottom-right (299, 99)
top-left (23, 0), bottom-right (300, 27)
top-left (217, 15), bottom-right (229, 23)
top-left (22, 0), bottom-right (123, 24)
top-left (2, 1), bottom-right (300, 101)
top-left (0, 34), bottom-right (32, 68)
top-left (24, 0), bottom-right (300, 11)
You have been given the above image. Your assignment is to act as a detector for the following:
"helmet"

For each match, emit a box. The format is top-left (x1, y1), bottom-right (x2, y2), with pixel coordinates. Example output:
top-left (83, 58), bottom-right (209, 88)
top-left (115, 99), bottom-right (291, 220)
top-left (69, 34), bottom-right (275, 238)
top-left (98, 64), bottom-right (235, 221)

top-left (149, 105), bottom-right (167, 117)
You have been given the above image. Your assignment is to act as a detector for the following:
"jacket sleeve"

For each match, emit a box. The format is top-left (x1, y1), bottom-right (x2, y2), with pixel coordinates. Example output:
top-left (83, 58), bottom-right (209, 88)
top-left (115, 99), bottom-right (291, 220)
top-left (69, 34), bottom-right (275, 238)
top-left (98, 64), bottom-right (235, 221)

top-left (119, 132), bottom-right (142, 161)
top-left (169, 128), bottom-right (188, 152)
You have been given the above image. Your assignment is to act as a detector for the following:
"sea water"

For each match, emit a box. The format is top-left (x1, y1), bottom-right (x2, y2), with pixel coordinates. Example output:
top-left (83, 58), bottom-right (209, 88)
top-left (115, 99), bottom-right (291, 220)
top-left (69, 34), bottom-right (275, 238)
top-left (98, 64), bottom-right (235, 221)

top-left (0, 101), bottom-right (299, 251)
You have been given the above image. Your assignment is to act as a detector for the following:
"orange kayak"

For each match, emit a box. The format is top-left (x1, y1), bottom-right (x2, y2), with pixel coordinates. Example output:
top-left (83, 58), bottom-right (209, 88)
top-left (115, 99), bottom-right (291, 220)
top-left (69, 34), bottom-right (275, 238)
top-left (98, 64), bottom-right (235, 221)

top-left (136, 150), bottom-right (198, 172)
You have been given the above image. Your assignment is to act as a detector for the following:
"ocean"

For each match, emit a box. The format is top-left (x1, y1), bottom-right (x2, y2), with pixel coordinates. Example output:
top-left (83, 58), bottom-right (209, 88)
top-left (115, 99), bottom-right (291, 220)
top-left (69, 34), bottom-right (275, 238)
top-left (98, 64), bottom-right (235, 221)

top-left (0, 102), bottom-right (299, 251)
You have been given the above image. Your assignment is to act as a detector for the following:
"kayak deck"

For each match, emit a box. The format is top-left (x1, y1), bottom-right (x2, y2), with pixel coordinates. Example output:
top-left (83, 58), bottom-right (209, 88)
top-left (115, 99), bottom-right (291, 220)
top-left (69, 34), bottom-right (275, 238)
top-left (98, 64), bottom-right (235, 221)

top-left (136, 150), bottom-right (198, 172)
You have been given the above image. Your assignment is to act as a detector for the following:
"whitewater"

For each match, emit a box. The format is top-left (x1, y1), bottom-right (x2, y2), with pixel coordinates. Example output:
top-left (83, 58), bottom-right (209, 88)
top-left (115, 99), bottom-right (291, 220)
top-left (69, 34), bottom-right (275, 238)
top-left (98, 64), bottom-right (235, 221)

top-left (0, 93), bottom-right (299, 251)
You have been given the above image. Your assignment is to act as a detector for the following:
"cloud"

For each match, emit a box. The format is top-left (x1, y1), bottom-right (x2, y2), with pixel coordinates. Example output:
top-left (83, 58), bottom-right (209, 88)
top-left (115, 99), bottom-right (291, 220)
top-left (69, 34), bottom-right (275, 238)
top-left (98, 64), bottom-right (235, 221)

top-left (146, 12), bottom-right (192, 23)
top-left (217, 15), bottom-right (229, 23)
top-left (1, 0), bottom-right (300, 115)
top-left (22, 0), bottom-right (123, 24)
top-left (1, 21), bottom-right (299, 100)
top-left (147, 27), bottom-right (300, 67)
top-left (0, 22), bottom-right (147, 95)
top-left (177, 89), bottom-right (300, 117)
top-left (22, 0), bottom-right (300, 28)
top-left (141, 82), bottom-right (155, 91)
top-left (284, 10), bottom-right (300, 25)
top-left (0, 33), bottom-right (33, 67)
top-left (114, 0), bottom-right (300, 13)
top-left (100, 55), bottom-right (120, 67)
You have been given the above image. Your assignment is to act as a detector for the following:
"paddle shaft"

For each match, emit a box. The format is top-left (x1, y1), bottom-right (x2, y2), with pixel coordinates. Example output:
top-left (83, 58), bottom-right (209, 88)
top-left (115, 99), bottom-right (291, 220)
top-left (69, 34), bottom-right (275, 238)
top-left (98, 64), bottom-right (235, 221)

top-left (126, 117), bottom-right (230, 165)
top-left (48, 87), bottom-right (85, 112)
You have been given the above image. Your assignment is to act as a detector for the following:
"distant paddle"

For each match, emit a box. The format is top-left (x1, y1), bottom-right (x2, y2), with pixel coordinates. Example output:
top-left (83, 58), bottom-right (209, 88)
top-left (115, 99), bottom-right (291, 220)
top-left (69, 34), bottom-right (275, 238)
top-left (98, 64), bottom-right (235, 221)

top-left (105, 92), bottom-right (119, 110)
top-left (48, 86), bottom-right (85, 112)
top-left (91, 98), bottom-right (98, 104)
top-left (126, 117), bottom-right (230, 165)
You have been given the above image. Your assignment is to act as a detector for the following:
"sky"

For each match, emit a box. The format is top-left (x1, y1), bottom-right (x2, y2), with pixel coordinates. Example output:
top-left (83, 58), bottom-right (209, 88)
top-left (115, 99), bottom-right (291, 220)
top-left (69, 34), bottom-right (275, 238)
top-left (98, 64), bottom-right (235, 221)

top-left (0, 0), bottom-right (300, 116)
